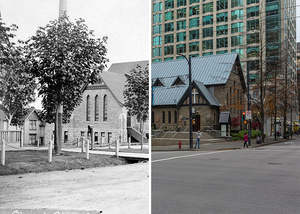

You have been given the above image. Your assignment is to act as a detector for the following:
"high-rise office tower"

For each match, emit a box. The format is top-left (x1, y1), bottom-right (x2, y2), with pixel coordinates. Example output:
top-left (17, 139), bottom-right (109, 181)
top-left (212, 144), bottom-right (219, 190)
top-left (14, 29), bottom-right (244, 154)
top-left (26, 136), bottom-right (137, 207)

top-left (151, 0), bottom-right (297, 82)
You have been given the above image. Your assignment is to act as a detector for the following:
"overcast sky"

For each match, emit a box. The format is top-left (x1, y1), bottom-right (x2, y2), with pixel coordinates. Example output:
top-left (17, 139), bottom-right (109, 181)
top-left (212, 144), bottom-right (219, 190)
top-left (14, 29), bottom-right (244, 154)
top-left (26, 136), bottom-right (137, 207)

top-left (0, 0), bottom-right (150, 68)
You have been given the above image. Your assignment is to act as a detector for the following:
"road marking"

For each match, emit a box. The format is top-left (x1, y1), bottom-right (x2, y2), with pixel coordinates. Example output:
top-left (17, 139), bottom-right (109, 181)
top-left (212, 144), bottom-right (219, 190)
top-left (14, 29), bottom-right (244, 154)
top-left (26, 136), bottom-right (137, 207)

top-left (152, 150), bottom-right (229, 163)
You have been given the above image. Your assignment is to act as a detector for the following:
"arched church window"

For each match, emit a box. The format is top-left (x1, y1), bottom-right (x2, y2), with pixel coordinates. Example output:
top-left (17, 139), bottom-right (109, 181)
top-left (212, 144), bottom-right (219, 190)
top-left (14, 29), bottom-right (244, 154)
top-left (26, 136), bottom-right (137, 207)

top-left (174, 111), bottom-right (177, 123)
top-left (162, 111), bottom-right (165, 123)
top-left (152, 111), bottom-right (154, 124)
top-left (95, 95), bottom-right (99, 121)
top-left (103, 95), bottom-right (108, 121)
top-left (86, 95), bottom-right (90, 121)
top-left (168, 111), bottom-right (171, 123)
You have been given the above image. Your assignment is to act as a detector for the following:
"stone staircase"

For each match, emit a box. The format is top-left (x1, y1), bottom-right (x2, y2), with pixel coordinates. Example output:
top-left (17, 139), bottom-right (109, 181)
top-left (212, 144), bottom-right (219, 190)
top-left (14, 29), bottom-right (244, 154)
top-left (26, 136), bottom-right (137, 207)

top-left (152, 131), bottom-right (224, 146)
top-left (128, 127), bottom-right (147, 143)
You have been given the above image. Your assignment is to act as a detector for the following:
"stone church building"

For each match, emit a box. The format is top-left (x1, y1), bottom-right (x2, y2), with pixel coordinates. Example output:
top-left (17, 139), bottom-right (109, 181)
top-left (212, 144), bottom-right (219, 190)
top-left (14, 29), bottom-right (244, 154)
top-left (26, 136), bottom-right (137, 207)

top-left (151, 53), bottom-right (246, 134)
top-left (44, 60), bottom-right (149, 146)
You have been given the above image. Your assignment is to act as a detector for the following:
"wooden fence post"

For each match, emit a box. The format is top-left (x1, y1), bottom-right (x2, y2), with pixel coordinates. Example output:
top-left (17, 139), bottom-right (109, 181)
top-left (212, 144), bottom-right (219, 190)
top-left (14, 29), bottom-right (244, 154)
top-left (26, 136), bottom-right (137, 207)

top-left (115, 138), bottom-right (119, 157)
top-left (81, 138), bottom-right (84, 153)
top-left (128, 135), bottom-right (131, 149)
top-left (1, 139), bottom-right (5, 166)
top-left (48, 138), bottom-right (53, 163)
top-left (86, 138), bottom-right (90, 160)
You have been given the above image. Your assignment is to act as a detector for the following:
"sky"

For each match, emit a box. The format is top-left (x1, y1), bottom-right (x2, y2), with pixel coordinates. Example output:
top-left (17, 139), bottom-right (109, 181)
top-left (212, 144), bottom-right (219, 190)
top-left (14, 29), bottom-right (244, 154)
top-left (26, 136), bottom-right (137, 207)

top-left (0, 0), bottom-right (150, 109)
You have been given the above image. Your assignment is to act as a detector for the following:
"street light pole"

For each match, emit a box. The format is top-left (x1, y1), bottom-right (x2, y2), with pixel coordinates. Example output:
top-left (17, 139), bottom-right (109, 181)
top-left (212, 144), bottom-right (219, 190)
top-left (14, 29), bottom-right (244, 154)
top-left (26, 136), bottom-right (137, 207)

top-left (178, 54), bottom-right (193, 149)
top-left (247, 62), bottom-right (251, 146)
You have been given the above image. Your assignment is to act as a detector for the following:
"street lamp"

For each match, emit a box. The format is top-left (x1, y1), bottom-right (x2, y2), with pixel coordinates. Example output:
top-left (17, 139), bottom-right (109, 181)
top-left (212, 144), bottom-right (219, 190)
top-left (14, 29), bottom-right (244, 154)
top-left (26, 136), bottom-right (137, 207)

top-left (178, 53), bottom-right (193, 149)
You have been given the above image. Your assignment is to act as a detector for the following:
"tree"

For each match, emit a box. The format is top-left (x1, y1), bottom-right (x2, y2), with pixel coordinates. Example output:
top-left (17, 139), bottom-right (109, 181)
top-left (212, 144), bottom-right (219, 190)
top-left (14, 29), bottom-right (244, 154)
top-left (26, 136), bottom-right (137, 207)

top-left (0, 19), bottom-right (37, 128)
top-left (231, 116), bottom-right (241, 128)
top-left (25, 14), bottom-right (108, 153)
top-left (123, 65), bottom-right (149, 150)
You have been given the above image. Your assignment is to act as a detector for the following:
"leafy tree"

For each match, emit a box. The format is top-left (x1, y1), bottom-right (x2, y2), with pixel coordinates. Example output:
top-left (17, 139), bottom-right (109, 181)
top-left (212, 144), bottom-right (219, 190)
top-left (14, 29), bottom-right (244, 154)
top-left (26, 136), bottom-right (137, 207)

top-left (231, 116), bottom-right (241, 128)
top-left (123, 65), bottom-right (149, 150)
top-left (25, 14), bottom-right (108, 153)
top-left (0, 19), bottom-right (37, 128)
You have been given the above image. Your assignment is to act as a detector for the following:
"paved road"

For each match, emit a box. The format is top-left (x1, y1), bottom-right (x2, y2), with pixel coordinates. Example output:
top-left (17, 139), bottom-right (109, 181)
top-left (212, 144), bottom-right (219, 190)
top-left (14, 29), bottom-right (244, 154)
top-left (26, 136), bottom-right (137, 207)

top-left (152, 139), bottom-right (300, 214)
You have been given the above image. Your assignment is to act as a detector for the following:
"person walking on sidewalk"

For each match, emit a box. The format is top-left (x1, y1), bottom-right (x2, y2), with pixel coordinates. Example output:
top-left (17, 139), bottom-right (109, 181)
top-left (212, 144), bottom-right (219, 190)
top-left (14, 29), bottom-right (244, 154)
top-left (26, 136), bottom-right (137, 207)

top-left (195, 130), bottom-right (202, 149)
top-left (243, 132), bottom-right (248, 149)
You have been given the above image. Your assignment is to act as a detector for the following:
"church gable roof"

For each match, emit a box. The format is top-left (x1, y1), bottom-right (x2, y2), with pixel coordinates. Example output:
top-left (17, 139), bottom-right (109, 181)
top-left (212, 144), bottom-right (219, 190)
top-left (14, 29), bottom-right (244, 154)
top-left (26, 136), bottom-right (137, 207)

top-left (152, 52), bottom-right (240, 86)
top-left (108, 60), bottom-right (148, 75)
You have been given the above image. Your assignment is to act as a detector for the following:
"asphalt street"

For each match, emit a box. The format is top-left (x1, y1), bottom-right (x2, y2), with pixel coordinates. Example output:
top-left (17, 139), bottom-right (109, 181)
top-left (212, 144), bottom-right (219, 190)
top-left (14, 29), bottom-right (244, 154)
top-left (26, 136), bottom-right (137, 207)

top-left (152, 139), bottom-right (300, 214)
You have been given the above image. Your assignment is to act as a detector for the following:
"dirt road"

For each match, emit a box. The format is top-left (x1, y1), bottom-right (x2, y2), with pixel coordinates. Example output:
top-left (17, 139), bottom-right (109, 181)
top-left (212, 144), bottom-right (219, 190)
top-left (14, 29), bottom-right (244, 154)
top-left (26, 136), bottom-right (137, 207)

top-left (0, 162), bottom-right (149, 214)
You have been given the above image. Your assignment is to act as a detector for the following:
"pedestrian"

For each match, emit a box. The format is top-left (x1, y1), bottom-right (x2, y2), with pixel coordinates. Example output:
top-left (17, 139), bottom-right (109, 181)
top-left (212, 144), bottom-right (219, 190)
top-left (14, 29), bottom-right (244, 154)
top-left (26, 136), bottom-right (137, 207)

top-left (195, 130), bottom-right (201, 149)
top-left (242, 132), bottom-right (248, 149)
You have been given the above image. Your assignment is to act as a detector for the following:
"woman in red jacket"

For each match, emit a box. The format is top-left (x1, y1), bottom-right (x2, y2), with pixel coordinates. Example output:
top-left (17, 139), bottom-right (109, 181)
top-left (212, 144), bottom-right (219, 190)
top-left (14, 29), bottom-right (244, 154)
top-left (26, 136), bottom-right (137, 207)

top-left (243, 132), bottom-right (248, 149)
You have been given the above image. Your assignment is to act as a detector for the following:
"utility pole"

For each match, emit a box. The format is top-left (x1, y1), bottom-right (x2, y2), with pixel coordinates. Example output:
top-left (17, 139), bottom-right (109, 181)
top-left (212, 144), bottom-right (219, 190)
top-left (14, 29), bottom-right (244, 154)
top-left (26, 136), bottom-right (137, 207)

top-left (247, 62), bottom-right (251, 146)
top-left (56, 0), bottom-right (67, 154)
top-left (178, 54), bottom-right (193, 149)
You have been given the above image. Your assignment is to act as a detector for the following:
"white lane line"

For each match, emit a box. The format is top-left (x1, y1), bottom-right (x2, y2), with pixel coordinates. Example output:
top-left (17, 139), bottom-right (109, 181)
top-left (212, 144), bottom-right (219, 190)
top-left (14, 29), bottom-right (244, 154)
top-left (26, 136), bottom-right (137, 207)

top-left (152, 150), bottom-right (230, 163)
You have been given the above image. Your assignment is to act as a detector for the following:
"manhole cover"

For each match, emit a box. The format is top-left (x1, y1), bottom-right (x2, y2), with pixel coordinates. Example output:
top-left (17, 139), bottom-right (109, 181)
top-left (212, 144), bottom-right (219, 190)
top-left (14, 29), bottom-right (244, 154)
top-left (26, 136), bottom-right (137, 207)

top-left (209, 158), bottom-right (220, 160)
top-left (268, 163), bottom-right (282, 165)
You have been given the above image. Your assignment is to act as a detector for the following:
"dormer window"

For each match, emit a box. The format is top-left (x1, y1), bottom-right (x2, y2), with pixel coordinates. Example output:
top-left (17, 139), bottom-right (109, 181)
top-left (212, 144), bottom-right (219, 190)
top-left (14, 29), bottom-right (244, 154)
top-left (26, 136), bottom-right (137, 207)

top-left (153, 78), bottom-right (164, 87)
top-left (172, 76), bottom-right (185, 86)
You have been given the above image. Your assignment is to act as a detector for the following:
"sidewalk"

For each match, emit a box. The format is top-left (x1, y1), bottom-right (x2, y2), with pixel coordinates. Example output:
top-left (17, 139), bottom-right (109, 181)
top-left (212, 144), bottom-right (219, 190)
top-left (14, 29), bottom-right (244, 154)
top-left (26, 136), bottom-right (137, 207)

top-left (152, 136), bottom-right (298, 151)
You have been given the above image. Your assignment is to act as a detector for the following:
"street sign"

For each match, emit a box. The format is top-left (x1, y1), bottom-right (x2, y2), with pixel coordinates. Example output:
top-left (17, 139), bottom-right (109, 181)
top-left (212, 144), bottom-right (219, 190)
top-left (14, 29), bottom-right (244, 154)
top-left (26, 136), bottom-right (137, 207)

top-left (245, 111), bottom-right (251, 120)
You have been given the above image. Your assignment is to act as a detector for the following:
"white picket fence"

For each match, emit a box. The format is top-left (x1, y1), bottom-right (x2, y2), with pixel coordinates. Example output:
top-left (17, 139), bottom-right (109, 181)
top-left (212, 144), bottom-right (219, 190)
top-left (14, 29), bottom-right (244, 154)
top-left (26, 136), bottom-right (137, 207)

top-left (0, 130), bottom-right (23, 146)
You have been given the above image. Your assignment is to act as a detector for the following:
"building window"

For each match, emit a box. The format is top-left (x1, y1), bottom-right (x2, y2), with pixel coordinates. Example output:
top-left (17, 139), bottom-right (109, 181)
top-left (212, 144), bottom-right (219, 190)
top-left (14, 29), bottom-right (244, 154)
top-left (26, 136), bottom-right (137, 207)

top-left (247, 46), bottom-right (259, 57)
top-left (153, 13), bottom-right (162, 24)
top-left (153, 25), bottom-right (162, 35)
top-left (203, 52), bottom-right (213, 56)
top-left (203, 27), bottom-right (213, 38)
top-left (231, 0), bottom-right (243, 7)
top-left (203, 15), bottom-right (213, 26)
top-left (216, 37), bottom-right (228, 48)
top-left (190, 5), bottom-right (199, 16)
top-left (176, 44), bottom-right (186, 54)
top-left (103, 95), bottom-right (107, 122)
top-left (153, 59), bottom-right (161, 62)
top-left (231, 35), bottom-right (243, 46)
top-left (174, 111), bottom-right (177, 123)
top-left (165, 11), bottom-right (174, 21)
top-left (86, 95), bottom-right (90, 121)
top-left (165, 34), bottom-right (174, 44)
top-left (217, 50), bottom-right (228, 54)
top-left (203, 3), bottom-right (213, 13)
top-left (217, 0), bottom-right (228, 10)
top-left (153, 2), bottom-right (162, 13)
top-left (29, 134), bottom-right (36, 145)
top-left (189, 42), bottom-right (199, 52)
top-left (168, 111), bottom-right (171, 123)
top-left (217, 12), bottom-right (228, 23)
top-left (190, 54), bottom-right (199, 58)
top-left (29, 120), bottom-right (37, 130)
top-left (248, 60), bottom-right (259, 70)
top-left (247, 0), bottom-right (259, 4)
top-left (165, 0), bottom-right (174, 9)
top-left (162, 111), bottom-right (165, 123)
top-left (95, 95), bottom-right (99, 121)
top-left (164, 46), bottom-right (174, 55)
top-left (189, 18), bottom-right (199, 28)
top-left (247, 33), bottom-right (259, 44)
top-left (165, 22), bottom-right (174, 32)
top-left (217, 25), bottom-right (228, 36)
top-left (190, 0), bottom-right (199, 4)
top-left (177, 0), bottom-right (186, 7)
top-left (247, 6), bottom-right (259, 18)
top-left (177, 8), bottom-right (186, 18)
top-left (177, 20), bottom-right (186, 30)
top-left (177, 32), bottom-right (186, 42)
top-left (266, 2), bottom-right (279, 16)
top-left (202, 40), bottom-right (213, 51)
top-left (164, 57), bottom-right (173, 61)
top-left (231, 9), bottom-right (243, 21)
top-left (153, 36), bottom-right (162, 46)
top-left (231, 22), bottom-right (243, 34)
top-left (232, 48), bottom-right (244, 59)
top-left (189, 30), bottom-right (199, 40)
top-left (266, 16), bottom-right (279, 30)
top-left (153, 47), bottom-right (162, 57)
top-left (247, 19), bottom-right (259, 31)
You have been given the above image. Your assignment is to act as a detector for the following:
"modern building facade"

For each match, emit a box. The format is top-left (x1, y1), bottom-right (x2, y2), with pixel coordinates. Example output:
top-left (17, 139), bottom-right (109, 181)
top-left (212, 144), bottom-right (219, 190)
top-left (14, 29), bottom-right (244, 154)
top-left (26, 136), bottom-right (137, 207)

top-left (152, 0), bottom-right (298, 136)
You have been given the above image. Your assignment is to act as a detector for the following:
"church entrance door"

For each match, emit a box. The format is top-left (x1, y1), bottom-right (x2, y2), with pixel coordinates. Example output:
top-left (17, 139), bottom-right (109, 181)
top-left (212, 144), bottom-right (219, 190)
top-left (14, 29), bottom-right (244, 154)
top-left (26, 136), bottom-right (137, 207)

top-left (193, 115), bottom-right (201, 131)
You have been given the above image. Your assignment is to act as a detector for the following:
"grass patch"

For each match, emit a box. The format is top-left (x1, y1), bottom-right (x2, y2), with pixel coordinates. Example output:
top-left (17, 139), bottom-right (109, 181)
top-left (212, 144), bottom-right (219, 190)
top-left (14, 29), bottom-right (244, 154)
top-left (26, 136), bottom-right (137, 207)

top-left (0, 150), bottom-right (128, 176)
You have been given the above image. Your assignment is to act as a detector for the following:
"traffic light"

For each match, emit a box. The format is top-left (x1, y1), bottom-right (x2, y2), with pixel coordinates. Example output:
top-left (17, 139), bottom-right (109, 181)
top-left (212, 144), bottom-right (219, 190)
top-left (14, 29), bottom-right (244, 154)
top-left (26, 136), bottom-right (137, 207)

top-left (242, 112), bottom-right (245, 122)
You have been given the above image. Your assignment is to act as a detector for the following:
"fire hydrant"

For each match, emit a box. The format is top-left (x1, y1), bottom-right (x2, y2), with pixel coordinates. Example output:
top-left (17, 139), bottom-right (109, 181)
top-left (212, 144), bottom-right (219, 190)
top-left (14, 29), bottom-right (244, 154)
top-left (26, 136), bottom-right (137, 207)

top-left (178, 141), bottom-right (181, 149)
